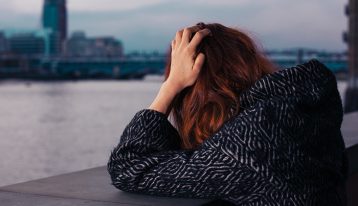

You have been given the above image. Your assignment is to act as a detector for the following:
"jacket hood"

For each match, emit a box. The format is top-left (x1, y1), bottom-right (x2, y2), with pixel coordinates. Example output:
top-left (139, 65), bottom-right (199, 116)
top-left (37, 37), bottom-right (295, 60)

top-left (235, 58), bottom-right (348, 181)
top-left (239, 58), bottom-right (343, 124)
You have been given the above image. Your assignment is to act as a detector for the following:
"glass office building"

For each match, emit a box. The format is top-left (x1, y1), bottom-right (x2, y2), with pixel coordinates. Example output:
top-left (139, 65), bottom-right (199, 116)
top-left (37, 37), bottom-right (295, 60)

top-left (42, 0), bottom-right (67, 55)
top-left (1, 29), bottom-right (52, 56)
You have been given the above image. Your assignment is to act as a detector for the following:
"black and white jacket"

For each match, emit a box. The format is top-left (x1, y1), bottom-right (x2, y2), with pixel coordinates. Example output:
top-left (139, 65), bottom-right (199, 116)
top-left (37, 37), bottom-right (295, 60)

top-left (107, 59), bottom-right (348, 205)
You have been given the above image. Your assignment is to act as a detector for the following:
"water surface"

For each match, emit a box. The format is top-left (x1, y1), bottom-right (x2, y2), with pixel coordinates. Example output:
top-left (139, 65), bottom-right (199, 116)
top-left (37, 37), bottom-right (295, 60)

top-left (0, 79), bottom-right (162, 186)
top-left (0, 78), bottom-right (347, 186)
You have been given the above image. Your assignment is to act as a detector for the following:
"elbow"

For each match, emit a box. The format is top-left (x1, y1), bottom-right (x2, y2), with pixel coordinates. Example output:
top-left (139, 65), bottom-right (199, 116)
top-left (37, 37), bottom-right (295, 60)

top-left (107, 154), bottom-right (140, 193)
top-left (107, 169), bottom-right (141, 193)
top-left (107, 161), bottom-right (131, 192)
top-left (109, 174), bottom-right (131, 192)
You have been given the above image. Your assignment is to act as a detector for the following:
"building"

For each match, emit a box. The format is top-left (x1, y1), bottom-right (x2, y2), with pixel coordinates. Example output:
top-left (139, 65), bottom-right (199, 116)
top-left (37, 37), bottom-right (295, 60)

top-left (1, 29), bottom-right (52, 56)
top-left (343, 0), bottom-right (358, 113)
top-left (64, 31), bottom-right (89, 57)
top-left (9, 33), bottom-right (45, 56)
top-left (42, 0), bottom-right (67, 55)
top-left (0, 32), bottom-right (8, 53)
top-left (90, 37), bottom-right (124, 57)
top-left (65, 31), bottom-right (124, 58)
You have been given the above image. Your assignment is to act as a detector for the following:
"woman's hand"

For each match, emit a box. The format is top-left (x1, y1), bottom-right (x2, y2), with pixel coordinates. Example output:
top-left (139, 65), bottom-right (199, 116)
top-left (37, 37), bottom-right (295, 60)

top-left (166, 27), bottom-right (211, 93)
top-left (148, 27), bottom-right (211, 116)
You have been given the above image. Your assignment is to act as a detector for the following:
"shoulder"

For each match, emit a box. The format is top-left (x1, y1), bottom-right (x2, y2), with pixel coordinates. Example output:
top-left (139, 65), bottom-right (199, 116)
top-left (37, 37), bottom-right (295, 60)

top-left (264, 58), bottom-right (336, 90)
top-left (286, 58), bottom-right (336, 83)
top-left (239, 58), bottom-right (339, 110)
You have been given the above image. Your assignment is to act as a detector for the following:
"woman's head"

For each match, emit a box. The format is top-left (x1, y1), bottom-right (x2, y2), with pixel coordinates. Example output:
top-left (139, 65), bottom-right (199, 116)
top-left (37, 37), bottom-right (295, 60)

top-left (164, 22), bottom-right (278, 150)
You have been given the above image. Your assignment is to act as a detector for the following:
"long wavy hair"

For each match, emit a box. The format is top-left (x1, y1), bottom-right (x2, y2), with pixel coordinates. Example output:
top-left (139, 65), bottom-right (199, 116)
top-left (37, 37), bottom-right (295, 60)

top-left (164, 22), bottom-right (279, 150)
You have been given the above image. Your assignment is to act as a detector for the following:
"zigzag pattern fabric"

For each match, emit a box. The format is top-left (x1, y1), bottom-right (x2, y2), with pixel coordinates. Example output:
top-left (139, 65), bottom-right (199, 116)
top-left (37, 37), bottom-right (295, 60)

top-left (107, 59), bottom-right (348, 205)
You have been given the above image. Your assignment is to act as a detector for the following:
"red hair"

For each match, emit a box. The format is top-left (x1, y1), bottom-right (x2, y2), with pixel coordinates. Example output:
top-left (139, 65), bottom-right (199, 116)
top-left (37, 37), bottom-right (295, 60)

top-left (164, 22), bottom-right (279, 150)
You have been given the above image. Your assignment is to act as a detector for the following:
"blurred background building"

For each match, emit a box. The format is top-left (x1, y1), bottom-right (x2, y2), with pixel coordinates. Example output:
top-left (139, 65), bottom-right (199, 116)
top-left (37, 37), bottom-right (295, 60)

top-left (1, 29), bottom-right (51, 56)
top-left (0, 32), bottom-right (8, 53)
top-left (42, 0), bottom-right (67, 55)
top-left (344, 0), bottom-right (358, 113)
top-left (64, 31), bottom-right (123, 57)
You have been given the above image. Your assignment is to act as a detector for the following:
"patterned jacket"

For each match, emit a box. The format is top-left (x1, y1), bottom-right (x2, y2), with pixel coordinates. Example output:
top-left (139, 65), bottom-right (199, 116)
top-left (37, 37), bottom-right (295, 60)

top-left (107, 59), bottom-right (348, 205)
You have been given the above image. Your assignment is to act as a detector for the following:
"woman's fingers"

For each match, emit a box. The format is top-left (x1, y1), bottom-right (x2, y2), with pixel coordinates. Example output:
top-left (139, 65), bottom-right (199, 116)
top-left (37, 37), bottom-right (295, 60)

top-left (171, 39), bottom-right (176, 51)
top-left (188, 29), bottom-right (211, 52)
top-left (175, 30), bottom-right (183, 47)
top-left (175, 26), bottom-right (210, 50)
top-left (192, 53), bottom-right (205, 76)
top-left (181, 26), bottom-right (202, 45)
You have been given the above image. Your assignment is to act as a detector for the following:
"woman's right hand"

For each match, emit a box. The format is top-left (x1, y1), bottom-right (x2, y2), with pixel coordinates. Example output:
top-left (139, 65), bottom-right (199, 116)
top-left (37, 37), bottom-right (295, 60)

top-left (166, 27), bottom-right (211, 93)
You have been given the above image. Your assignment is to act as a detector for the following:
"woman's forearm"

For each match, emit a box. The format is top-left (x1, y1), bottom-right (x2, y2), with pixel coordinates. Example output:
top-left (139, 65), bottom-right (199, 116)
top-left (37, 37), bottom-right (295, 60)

top-left (148, 81), bottom-right (181, 116)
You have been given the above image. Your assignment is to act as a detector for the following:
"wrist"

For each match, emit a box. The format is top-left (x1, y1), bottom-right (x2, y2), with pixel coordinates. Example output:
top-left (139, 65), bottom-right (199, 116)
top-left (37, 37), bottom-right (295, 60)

top-left (148, 81), bottom-right (179, 115)
top-left (163, 79), bottom-right (183, 94)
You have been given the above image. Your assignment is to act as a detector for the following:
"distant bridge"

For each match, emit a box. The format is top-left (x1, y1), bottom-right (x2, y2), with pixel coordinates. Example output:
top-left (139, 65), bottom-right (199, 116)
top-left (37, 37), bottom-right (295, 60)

top-left (0, 50), bottom-right (348, 80)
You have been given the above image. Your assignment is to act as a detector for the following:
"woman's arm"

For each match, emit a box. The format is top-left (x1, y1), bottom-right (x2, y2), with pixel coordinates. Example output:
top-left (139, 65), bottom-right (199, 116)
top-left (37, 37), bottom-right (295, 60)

top-left (107, 108), bottom-right (266, 201)
top-left (148, 81), bottom-right (179, 117)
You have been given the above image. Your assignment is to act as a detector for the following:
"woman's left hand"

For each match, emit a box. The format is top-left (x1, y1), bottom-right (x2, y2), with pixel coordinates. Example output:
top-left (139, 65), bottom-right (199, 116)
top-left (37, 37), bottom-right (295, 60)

top-left (166, 27), bottom-right (211, 93)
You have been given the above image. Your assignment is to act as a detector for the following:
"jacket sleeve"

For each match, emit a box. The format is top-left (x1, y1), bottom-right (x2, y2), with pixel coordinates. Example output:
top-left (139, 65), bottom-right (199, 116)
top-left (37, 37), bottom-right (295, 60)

top-left (107, 108), bottom-right (266, 200)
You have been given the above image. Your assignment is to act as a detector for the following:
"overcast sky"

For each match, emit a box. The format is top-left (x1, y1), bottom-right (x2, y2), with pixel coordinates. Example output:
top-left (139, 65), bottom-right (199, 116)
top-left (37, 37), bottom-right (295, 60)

top-left (0, 0), bottom-right (348, 53)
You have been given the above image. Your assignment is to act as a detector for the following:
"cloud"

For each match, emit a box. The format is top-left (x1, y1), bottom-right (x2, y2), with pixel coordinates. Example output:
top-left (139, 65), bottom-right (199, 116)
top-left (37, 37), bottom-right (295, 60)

top-left (68, 0), bottom-right (168, 11)
top-left (0, 0), bottom-right (169, 13)
top-left (2, 0), bottom-right (43, 14)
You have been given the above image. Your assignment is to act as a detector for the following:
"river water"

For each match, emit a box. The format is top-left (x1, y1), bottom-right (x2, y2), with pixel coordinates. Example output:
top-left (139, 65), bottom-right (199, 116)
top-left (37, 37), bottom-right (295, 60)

top-left (0, 78), bottom-right (163, 187)
top-left (0, 77), bottom-right (348, 187)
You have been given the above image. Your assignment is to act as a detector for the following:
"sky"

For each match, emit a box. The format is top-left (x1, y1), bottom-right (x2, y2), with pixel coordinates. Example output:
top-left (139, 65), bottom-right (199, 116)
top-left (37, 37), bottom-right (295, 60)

top-left (0, 0), bottom-right (348, 54)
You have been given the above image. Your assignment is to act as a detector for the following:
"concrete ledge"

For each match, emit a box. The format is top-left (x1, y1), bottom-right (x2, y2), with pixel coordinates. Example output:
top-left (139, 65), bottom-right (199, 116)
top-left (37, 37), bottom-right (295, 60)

top-left (0, 166), bottom-right (211, 206)
top-left (0, 111), bottom-right (357, 206)
top-left (0, 191), bottom-right (132, 206)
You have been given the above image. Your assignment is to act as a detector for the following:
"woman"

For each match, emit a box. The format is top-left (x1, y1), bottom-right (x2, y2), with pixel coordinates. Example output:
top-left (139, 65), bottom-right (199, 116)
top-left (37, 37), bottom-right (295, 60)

top-left (107, 22), bottom-right (348, 205)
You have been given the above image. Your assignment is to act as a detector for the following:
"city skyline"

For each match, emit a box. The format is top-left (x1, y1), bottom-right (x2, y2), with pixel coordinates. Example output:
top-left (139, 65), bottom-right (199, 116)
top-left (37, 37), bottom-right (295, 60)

top-left (0, 0), bottom-right (348, 53)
